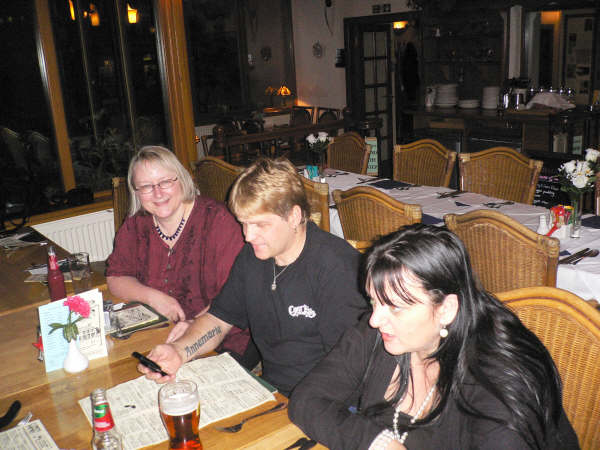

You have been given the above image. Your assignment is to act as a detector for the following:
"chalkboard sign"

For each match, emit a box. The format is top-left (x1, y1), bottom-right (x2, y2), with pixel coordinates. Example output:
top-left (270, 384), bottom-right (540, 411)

top-left (534, 175), bottom-right (567, 208)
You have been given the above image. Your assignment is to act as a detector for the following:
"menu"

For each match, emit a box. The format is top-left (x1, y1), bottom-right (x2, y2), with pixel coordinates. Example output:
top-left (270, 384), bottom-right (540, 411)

top-left (78, 353), bottom-right (277, 450)
top-left (0, 420), bottom-right (58, 450)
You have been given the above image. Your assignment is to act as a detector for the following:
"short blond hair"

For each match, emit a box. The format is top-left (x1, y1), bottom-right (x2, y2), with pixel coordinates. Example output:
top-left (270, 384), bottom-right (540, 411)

top-left (127, 146), bottom-right (197, 216)
top-left (228, 157), bottom-right (309, 221)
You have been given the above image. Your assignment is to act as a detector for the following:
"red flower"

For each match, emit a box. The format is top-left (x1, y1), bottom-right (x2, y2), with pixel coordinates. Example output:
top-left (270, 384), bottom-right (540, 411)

top-left (63, 295), bottom-right (91, 318)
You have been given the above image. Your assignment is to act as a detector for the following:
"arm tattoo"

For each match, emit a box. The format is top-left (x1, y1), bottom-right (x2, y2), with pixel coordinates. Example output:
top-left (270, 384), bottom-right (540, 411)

top-left (184, 326), bottom-right (222, 358)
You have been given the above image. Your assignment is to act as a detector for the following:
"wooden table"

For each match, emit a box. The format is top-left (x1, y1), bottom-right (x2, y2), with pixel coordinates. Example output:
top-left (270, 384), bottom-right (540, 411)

top-left (0, 231), bottom-right (106, 316)
top-left (0, 297), bottom-right (324, 449)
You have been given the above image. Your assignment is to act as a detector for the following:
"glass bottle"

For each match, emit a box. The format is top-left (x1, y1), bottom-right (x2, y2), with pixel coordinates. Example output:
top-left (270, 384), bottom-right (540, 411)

top-left (47, 245), bottom-right (66, 301)
top-left (91, 388), bottom-right (123, 450)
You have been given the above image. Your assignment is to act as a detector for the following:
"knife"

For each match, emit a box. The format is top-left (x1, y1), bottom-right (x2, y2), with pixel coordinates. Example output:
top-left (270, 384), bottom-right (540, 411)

top-left (356, 177), bottom-right (385, 184)
top-left (558, 248), bottom-right (590, 265)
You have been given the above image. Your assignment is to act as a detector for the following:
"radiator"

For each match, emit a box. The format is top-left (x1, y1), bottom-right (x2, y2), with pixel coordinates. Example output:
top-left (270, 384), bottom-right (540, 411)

top-left (32, 210), bottom-right (115, 262)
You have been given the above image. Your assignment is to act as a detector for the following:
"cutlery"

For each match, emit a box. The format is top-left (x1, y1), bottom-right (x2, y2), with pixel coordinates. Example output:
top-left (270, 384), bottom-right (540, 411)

top-left (356, 177), bottom-right (385, 184)
top-left (572, 249), bottom-right (599, 265)
top-left (558, 248), bottom-right (590, 265)
top-left (214, 402), bottom-right (287, 433)
top-left (17, 411), bottom-right (33, 427)
top-left (437, 190), bottom-right (462, 198)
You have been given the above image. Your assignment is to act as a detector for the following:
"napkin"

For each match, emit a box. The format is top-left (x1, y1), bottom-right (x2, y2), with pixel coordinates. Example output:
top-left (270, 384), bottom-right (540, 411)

top-left (369, 180), bottom-right (411, 189)
top-left (422, 214), bottom-right (443, 225)
top-left (582, 216), bottom-right (600, 229)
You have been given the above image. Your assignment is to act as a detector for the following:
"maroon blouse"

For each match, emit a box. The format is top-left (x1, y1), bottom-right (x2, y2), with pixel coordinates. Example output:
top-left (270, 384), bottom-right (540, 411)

top-left (106, 196), bottom-right (249, 356)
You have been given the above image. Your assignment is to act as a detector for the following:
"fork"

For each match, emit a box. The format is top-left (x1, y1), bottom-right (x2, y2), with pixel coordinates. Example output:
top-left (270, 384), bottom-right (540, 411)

top-left (17, 412), bottom-right (33, 427)
top-left (214, 402), bottom-right (287, 433)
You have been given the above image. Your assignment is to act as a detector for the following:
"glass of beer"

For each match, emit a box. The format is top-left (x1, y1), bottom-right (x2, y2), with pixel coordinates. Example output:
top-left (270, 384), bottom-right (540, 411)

top-left (158, 380), bottom-right (202, 449)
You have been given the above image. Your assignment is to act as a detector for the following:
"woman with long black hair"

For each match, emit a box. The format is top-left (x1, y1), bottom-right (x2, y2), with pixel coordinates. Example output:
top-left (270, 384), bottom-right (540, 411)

top-left (289, 224), bottom-right (578, 449)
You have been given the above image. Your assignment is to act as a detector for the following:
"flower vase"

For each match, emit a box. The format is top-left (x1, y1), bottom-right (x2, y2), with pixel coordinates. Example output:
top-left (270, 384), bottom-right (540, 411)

top-left (63, 339), bottom-right (88, 373)
top-left (569, 192), bottom-right (583, 238)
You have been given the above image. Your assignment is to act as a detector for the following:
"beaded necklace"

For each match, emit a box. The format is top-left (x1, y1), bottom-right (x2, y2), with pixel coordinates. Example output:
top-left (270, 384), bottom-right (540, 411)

top-left (155, 214), bottom-right (186, 241)
top-left (393, 384), bottom-right (436, 444)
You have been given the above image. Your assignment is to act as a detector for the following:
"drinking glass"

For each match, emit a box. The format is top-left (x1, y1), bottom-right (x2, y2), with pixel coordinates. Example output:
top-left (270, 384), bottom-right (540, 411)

top-left (158, 380), bottom-right (202, 450)
top-left (69, 252), bottom-right (91, 294)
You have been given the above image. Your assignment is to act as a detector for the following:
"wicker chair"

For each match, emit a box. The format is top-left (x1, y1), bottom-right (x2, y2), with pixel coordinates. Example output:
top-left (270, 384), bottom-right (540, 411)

top-left (327, 131), bottom-right (371, 174)
top-left (458, 147), bottom-right (543, 204)
top-left (194, 157), bottom-right (243, 203)
top-left (112, 177), bottom-right (129, 233)
top-left (332, 186), bottom-right (422, 241)
top-left (393, 139), bottom-right (457, 187)
top-left (595, 174), bottom-right (599, 215)
top-left (301, 177), bottom-right (330, 232)
top-left (497, 286), bottom-right (600, 449)
top-left (346, 239), bottom-right (373, 253)
top-left (444, 209), bottom-right (559, 293)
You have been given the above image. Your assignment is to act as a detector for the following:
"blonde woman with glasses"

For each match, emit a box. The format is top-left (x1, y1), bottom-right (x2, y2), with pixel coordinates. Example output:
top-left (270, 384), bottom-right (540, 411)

top-left (106, 146), bottom-right (259, 370)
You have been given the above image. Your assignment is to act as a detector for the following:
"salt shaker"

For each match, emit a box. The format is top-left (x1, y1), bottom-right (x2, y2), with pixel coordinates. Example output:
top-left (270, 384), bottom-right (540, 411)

top-left (536, 213), bottom-right (549, 235)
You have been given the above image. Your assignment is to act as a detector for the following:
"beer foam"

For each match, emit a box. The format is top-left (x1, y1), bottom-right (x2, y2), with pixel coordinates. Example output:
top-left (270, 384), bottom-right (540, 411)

top-left (160, 393), bottom-right (199, 417)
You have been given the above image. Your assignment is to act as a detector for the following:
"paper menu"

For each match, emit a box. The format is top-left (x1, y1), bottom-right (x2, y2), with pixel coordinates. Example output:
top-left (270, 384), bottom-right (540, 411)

top-left (78, 353), bottom-right (277, 450)
top-left (38, 289), bottom-right (108, 372)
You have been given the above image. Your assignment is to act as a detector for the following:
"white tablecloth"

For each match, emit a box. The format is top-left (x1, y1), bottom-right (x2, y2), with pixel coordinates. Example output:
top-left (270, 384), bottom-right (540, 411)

top-left (322, 170), bottom-right (600, 300)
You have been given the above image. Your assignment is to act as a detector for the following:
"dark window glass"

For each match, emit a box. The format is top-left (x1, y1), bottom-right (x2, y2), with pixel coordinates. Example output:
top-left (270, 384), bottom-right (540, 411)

top-left (50, 0), bottom-right (165, 193)
top-left (0, 2), bottom-right (61, 224)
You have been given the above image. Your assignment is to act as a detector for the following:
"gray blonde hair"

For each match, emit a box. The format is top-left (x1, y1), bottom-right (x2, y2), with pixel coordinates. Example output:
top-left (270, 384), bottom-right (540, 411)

top-left (127, 146), bottom-right (197, 216)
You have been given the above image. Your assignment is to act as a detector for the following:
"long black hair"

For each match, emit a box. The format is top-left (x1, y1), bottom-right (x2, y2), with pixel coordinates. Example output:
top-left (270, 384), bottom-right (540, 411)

top-left (362, 224), bottom-right (562, 449)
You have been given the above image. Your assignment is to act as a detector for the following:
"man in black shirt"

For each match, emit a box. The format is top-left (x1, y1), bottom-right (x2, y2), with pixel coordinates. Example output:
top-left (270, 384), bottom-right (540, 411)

top-left (138, 157), bottom-right (368, 396)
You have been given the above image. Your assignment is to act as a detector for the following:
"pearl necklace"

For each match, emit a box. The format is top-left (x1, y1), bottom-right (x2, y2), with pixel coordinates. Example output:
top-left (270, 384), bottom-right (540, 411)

top-left (155, 214), bottom-right (186, 241)
top-left (393, 384), bottom-right (436, 444)
top-left (271, 261), bottom-right (291, 291)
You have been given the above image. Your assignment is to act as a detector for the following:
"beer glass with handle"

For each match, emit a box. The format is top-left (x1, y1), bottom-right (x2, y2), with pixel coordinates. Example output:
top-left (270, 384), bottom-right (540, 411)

top-left (159, 380), bottom-right (203, 450)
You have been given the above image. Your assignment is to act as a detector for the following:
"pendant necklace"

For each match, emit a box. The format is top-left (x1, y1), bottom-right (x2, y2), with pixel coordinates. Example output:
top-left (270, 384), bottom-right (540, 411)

top-left (155, 210), bottom-right (186, 241)
top-left (271, 261), bottom-right (291, 291)
top-left (393, 384), bottom-right (436, 444)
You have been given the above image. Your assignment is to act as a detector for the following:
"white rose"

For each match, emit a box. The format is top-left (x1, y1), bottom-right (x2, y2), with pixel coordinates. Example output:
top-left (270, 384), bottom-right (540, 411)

top-left (585, 148), bottom-right (600, 163)
top-left (572, 174), bottom-right (589, 189)
top-left (306, 134), bottom-right (317, 144)
top-left (317, 131), bottom-right (329, 142)
top-left (561, 160), bottom-right (576, 175)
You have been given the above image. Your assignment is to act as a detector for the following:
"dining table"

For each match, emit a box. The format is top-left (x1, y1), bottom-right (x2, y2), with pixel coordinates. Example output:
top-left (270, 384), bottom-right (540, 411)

top-left (0, 227), bottom-right (107, 317)
top-left (322, 170), bottom-right (600, 301)
top-left (0, 286), bottom-right (324, 449)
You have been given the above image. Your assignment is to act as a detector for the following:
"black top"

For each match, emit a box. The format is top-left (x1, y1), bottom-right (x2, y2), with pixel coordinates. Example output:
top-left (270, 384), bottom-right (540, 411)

top-left (209, 221), bottom-right (369, 396)
top-left (289, 318), bottom-right (579, 450)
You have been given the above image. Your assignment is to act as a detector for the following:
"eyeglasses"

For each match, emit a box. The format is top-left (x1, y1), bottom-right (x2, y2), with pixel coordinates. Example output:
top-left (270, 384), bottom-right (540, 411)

top-left (135, 177), bottom-right (178, 194)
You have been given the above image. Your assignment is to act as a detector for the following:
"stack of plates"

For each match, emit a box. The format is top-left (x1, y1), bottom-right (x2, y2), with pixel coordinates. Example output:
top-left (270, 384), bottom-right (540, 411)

top-left (458, 99), bottom-right (480, 109)
top-left (435, 84), bottom-right (458, 108)
top-left (482, 86), bottom-right (500, 109)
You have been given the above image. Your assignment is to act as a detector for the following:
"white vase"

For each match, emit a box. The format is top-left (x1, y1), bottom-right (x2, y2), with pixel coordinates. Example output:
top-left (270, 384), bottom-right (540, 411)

top-left (63, 339), bottom-right (89, 373)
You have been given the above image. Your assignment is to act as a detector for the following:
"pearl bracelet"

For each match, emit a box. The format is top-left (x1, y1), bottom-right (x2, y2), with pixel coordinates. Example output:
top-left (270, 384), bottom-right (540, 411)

top-left (368, 429), bottom-right (398, 450)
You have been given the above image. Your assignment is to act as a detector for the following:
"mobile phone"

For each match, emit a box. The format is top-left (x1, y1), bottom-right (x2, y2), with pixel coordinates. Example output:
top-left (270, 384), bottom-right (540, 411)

top-left (132, 351), bottom-right (168, 377)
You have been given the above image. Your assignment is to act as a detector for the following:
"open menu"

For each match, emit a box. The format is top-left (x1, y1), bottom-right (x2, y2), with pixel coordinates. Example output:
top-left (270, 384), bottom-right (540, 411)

top-left (0, 420), bottom-right (59, 450)
top-left (78, 353), bottom-right (277, 450)
top-left (106, 302), bottom-right (168, 338)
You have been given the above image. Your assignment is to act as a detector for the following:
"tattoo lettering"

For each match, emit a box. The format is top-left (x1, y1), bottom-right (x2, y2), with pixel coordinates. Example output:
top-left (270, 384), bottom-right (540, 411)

top-left (184, 326), bottom-right (222, 358)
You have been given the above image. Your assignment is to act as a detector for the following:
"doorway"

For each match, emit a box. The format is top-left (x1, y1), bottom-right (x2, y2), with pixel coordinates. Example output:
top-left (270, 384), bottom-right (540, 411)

top-left (344, 12), bottom-right (421, 177)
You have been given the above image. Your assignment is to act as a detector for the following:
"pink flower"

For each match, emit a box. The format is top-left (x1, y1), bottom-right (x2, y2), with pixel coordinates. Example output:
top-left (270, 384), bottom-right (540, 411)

top-left (63, 296), bottom-right (91, 318)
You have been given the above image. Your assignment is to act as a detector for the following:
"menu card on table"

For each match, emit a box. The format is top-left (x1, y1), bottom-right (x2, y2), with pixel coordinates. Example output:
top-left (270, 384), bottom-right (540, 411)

top-left (0, 420), bottom-right (59, 449)
top-left (78, 352), bottom-right (277, 450)
top-left (38, 289), bottom-right (108, 372)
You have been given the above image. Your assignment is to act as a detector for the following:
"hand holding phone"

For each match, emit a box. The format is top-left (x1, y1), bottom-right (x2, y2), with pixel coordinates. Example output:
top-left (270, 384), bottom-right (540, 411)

top-left (132, 351), bottom-right (168, 377)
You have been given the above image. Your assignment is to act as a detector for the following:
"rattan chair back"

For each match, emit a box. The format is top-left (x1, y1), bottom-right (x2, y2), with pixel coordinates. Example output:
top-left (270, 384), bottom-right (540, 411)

top-left (194, 157), bottom-right (243, 203)
top-left (332, 186), bottom-right (422, 241)
top-left (444, 209), bottom-right (559, 292)
top-left (497, 286), bottom-right (600, 449)
top-left (327, 132), bottom-right (370, 174)
top-left (393, 139), bottom-right (457, 187)
top-left (301, 177), bottom-right (330, 232)
top-left (112, 177), bottom-right (129, 233)
top-left (459, 147), bottom-right (543, 204)
top-left (346, 239), bottom-right (373, 253)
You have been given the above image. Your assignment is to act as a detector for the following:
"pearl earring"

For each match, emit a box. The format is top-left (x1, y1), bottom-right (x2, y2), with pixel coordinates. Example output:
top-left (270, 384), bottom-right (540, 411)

top-left (439, 325), bottom-right (448, 338)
